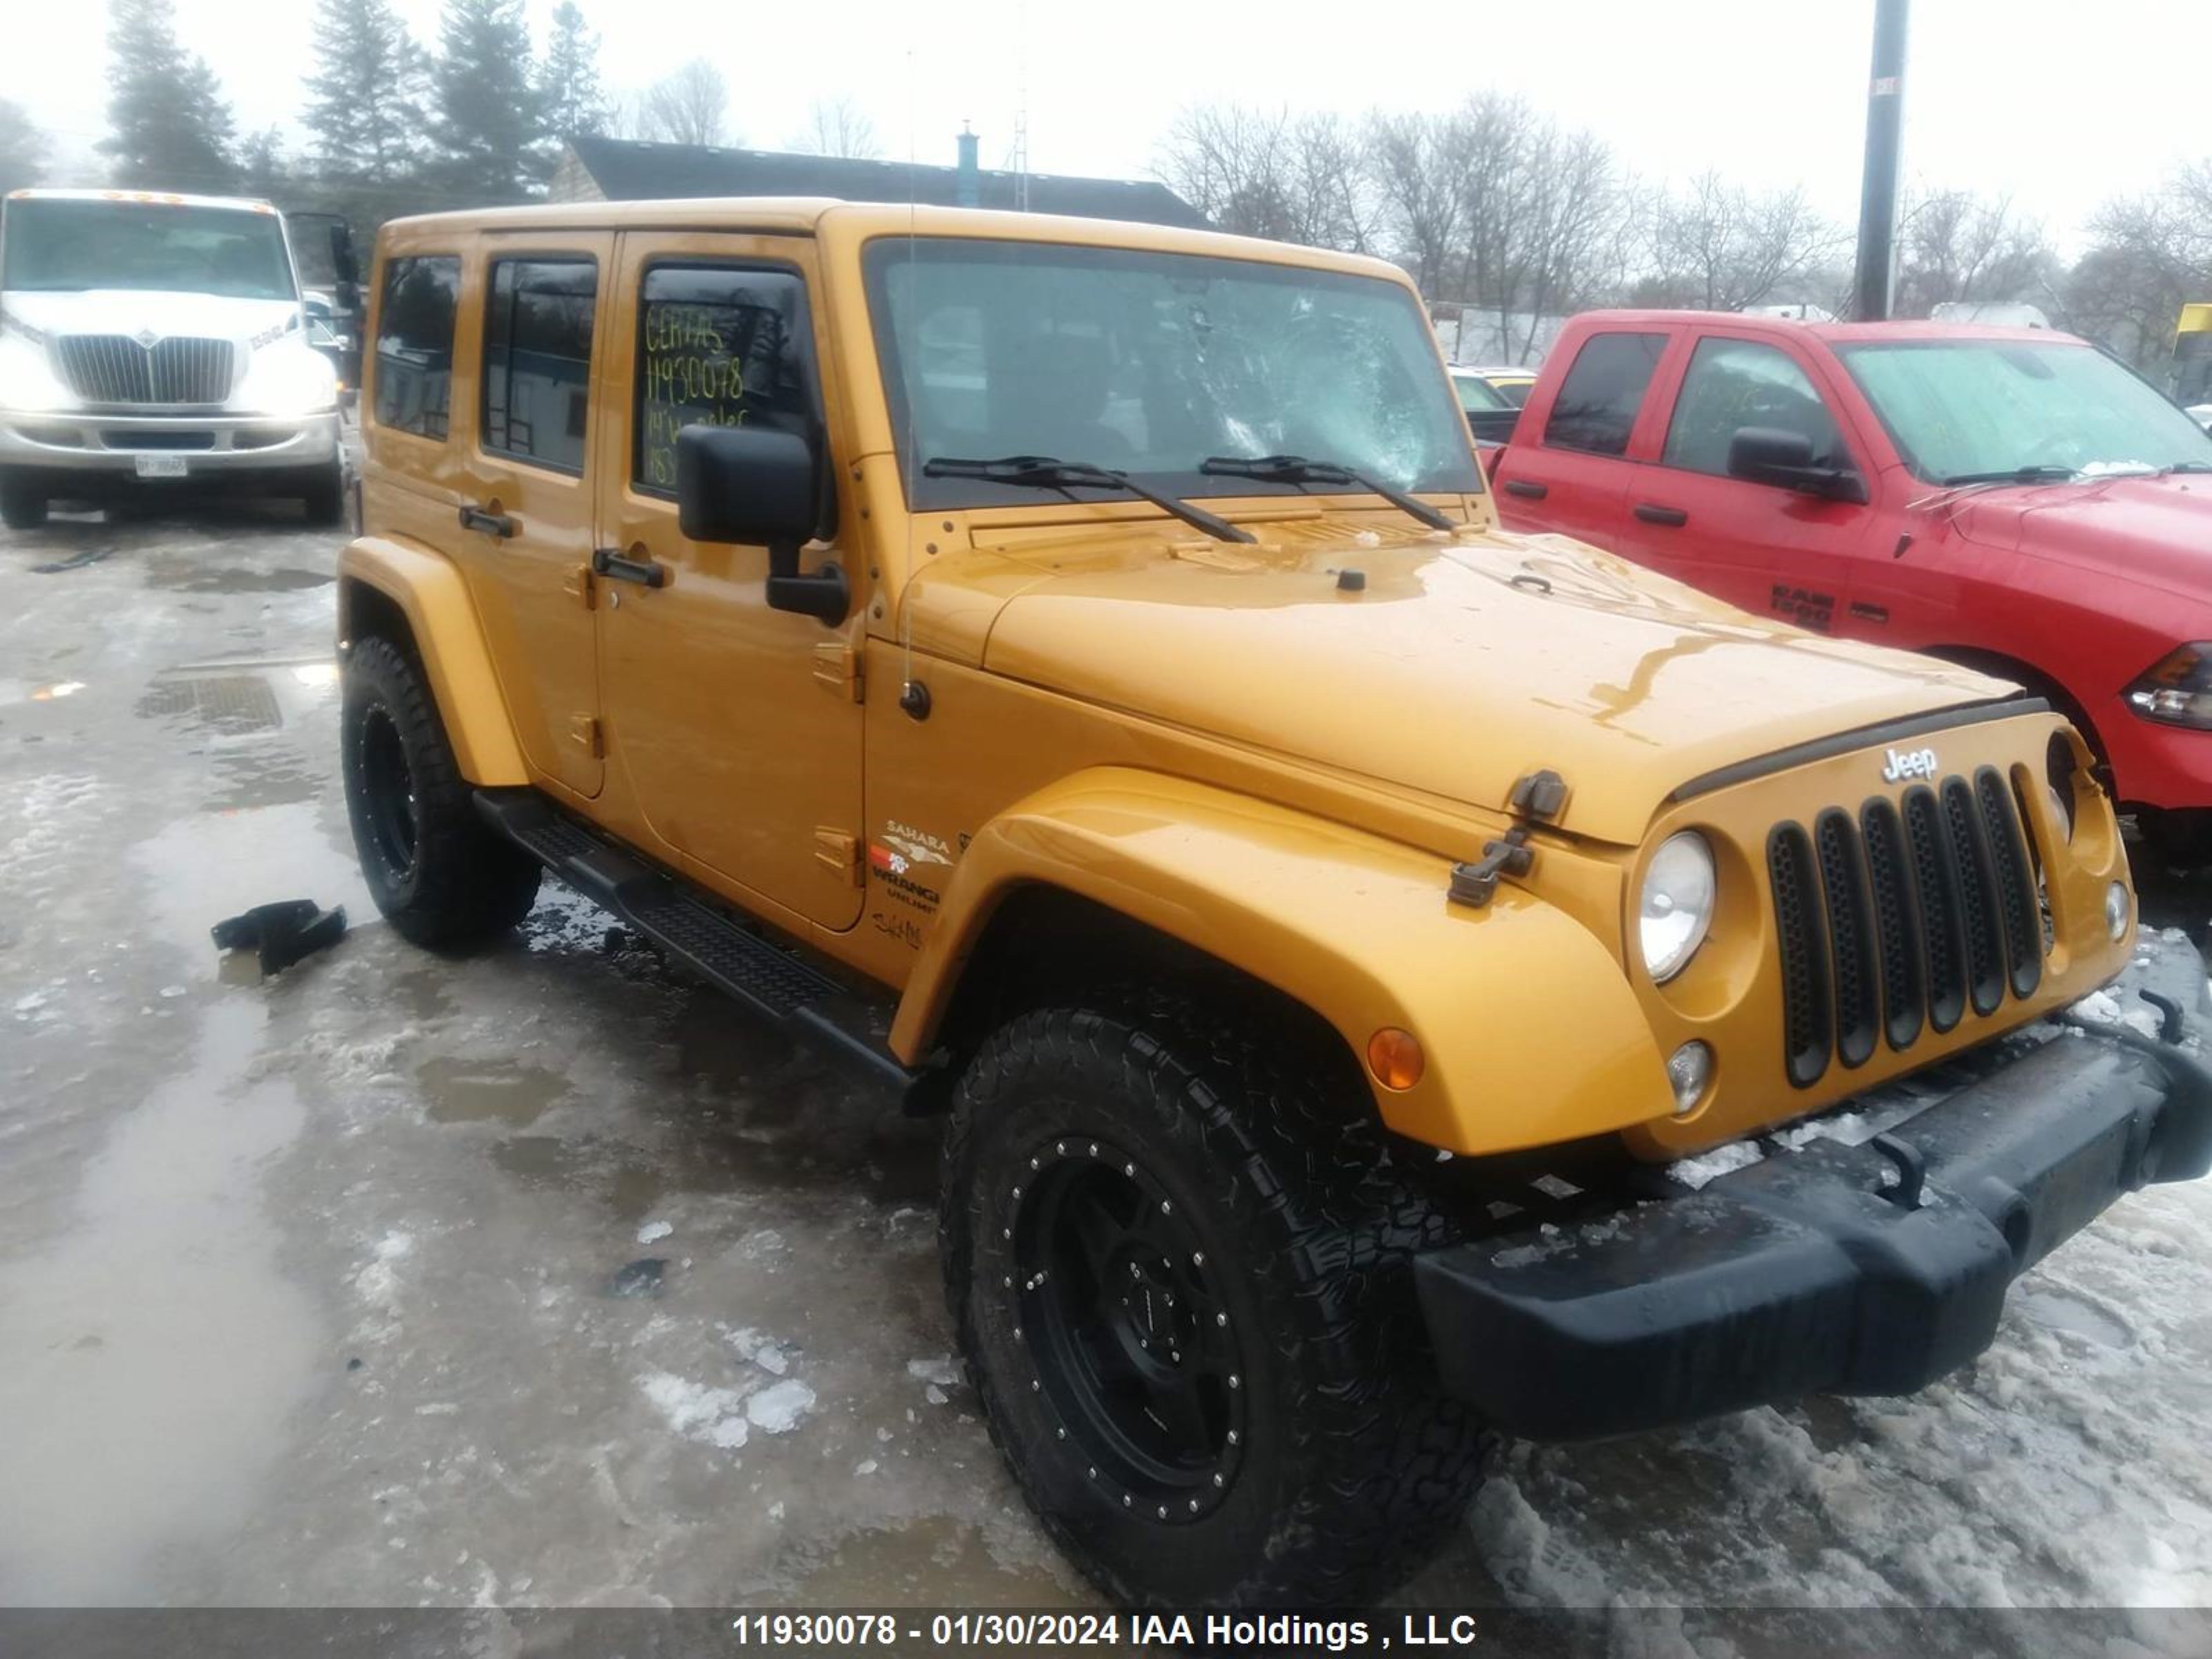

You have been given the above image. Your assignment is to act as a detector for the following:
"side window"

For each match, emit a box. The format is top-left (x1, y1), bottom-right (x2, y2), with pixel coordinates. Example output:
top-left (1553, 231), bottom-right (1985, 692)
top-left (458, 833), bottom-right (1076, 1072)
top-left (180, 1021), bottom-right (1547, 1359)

top-left (634, 265), bottom-right (812, 496)
top-left (373, 255), bottom-right (460, 438)
top-left (1542, 331), bottom-right (1667, 457)
top-left (1663, 337), bottom-right (1850, 478)
top-left (482, 257), bottom-right (597, 474)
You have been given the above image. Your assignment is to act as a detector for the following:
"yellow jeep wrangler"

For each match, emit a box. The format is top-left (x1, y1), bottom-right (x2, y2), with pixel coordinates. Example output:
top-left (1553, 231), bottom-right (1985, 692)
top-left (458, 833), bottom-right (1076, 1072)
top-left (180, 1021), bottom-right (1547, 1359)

top-left (335, 198), bottom-right (2212, 1607)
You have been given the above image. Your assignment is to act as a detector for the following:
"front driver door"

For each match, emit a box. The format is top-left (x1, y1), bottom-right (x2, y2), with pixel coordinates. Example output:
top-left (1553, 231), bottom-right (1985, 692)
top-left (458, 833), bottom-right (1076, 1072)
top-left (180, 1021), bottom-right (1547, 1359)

top-left (1615, 330), bottom-right (1878, 635)
top-left (592, 233), bottom-right (865, 931)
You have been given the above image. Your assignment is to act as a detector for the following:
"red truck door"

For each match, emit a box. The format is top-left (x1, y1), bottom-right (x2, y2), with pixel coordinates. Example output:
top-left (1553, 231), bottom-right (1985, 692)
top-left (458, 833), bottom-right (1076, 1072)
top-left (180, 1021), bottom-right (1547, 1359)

top-left (1614, 330), bottom-right (1880, 635)
top-left (1489, 329), bottom-right (1673, 546)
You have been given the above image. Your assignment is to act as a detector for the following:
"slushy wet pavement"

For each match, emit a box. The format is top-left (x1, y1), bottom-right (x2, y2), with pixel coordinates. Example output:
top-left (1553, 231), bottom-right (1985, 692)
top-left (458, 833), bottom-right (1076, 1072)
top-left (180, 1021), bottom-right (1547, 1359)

top-left (3, 499), bottom-right (2212, 1639)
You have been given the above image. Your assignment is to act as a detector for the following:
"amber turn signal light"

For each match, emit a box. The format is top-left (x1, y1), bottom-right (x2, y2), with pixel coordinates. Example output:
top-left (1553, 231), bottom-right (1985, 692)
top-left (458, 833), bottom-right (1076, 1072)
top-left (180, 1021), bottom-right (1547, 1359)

top-left (1367, 1027), bottom-right (1425, 1091)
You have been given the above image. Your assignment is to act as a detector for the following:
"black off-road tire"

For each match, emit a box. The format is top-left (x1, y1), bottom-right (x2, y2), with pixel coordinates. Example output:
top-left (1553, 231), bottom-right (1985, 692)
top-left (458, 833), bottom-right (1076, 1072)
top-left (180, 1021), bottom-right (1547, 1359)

top-left (341, 635), bottom-right (539, 949)
top-left (940, 990), bottom-right (1489, 1608)
top-left (300, 460), bottom-right (346, 529)
top-left (1, 474), bottom-right (48, 531)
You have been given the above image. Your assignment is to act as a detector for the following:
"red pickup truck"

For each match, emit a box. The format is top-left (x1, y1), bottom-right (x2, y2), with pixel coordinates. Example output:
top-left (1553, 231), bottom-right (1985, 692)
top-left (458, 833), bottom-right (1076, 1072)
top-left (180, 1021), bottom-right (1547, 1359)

top-left (1489, 312), bottom-right (2212, 859)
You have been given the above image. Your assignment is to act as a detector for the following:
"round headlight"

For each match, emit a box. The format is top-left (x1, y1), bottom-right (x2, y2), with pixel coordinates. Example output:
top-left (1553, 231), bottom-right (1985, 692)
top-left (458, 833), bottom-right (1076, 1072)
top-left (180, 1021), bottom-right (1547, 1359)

top-left (1640, 831), bottom-right (1716, 984)
top-left (2106, 880), bottom-right (2130, 941)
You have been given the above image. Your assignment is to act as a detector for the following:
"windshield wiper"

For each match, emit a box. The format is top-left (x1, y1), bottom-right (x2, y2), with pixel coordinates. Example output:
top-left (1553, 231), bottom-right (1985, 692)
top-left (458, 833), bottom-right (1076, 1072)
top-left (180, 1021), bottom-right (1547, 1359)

top-left (1936, 465), bottom-right (2082, 487)
top-left (1199, 454), bottom-right (1456, 532)
top-left (921, 454), bottom-right (1255, 544)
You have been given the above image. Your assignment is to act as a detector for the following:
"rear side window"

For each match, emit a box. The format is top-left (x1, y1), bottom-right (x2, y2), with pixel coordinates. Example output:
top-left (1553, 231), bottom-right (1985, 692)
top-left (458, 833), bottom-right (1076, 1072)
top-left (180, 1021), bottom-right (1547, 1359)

top-left (373, 255), bottom-right (460, 439)
top-left (1543, 332), bottom-right (1666, 457)
top-left (634, 264), bottom-right (814, 495)
top-left (482, 257), bottom-right (597, 474)
top-left (1664, 337), bottom-right (1850, 477)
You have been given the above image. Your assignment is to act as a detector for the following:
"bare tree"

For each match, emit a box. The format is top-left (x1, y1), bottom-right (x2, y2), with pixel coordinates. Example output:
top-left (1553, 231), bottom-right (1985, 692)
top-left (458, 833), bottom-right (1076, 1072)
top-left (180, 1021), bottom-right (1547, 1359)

top-left (1892, 189), bottom-right (2057, 317)
top-left (1153, 104), bottom-right (1374, 251)
top-left (2066, 166), bottom-right (2212, 368)
top-left (632, 59), bottom-right (730, 148)
top-left (1364, 109), bottom-right (1462, 294)
top-left (1639, 171), bottom-right (1841, 312)
top-left (789, 95), bottom-right (881, 160)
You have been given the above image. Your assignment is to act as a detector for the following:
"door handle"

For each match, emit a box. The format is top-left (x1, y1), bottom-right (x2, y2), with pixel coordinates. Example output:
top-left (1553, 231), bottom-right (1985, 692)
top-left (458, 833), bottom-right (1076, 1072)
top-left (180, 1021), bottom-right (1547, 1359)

top-left (459, 504), bottom-right (516, 538)
top-left (1633, 503), bottom-right (1688, 527)
top-left (1502, 478), bottom-right (1548, 499)
top-left (592, 546), bottom-right (668, 589)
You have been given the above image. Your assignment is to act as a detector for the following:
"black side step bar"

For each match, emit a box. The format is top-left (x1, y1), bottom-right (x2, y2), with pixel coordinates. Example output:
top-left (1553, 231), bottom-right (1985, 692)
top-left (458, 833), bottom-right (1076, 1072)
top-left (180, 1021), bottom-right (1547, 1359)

top-left (475, 789), bottom-right (912, 1096)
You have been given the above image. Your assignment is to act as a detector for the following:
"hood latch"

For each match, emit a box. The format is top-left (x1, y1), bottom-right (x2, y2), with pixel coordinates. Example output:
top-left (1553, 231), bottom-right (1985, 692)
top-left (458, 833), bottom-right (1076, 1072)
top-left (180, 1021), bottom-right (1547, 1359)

top-left (1449, 769), bottom-right (1568, 910)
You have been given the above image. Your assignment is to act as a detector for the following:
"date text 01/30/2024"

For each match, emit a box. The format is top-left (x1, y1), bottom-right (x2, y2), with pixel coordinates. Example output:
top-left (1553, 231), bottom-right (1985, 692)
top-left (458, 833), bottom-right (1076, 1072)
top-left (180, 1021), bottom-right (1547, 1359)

top-left (724, 1611), bottom-right (1484, 1649)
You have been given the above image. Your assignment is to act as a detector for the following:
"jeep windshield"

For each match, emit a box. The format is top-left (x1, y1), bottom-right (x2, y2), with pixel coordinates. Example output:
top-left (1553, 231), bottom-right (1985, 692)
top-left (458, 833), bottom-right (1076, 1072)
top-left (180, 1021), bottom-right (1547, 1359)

top-left (1835, 337), bottom-right (2212, 483)
top-left (1, 198), bottom-right (295, 301)
top-left (864, 236), bottom-right (1481, 510)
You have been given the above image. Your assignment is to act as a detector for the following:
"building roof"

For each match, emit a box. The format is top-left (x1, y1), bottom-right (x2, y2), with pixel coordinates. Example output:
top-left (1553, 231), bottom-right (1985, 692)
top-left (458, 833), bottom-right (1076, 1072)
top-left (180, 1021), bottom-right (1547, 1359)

top-left (562, 135), bottom-right (1209, 231)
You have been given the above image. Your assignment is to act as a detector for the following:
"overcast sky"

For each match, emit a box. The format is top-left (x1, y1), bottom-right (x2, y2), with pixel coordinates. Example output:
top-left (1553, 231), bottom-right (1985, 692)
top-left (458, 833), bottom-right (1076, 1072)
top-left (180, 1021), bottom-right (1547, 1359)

top-left (3, 0), bottom-right (2202, 251)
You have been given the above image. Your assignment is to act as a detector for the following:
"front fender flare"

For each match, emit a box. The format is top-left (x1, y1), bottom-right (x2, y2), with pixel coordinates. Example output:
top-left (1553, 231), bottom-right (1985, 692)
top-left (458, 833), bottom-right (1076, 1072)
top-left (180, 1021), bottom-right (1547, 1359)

top-left (337, 534), bottom-right (527, 787)
top-left (891, 769), bottom-right (1674, 1156)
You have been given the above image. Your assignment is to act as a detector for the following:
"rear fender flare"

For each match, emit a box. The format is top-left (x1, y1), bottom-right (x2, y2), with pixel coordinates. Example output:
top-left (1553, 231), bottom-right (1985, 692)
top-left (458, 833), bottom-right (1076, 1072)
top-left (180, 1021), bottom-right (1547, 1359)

top-left (337, 534), bottom-right (526, 786)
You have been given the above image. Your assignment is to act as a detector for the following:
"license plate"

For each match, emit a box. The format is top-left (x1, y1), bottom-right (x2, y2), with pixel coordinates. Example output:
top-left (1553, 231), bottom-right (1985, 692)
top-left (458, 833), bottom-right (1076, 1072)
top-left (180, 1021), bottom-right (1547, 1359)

top-left (134, 454), bottom-right (189, 479)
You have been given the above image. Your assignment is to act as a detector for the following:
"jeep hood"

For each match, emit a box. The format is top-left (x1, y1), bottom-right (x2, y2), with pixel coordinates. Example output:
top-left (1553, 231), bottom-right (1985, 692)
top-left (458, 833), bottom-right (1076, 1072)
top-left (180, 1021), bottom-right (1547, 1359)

top-left (1948, 472), bottom-right (2212, 603)
top-left (939, 527), bottom-right (2010, 846)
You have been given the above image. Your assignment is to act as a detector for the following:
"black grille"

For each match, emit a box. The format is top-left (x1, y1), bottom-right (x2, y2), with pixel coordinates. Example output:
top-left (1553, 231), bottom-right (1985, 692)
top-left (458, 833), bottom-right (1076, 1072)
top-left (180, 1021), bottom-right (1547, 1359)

top-left (1769, 767), bottom-right (2043, 1087)
top-left (54, 335), bottom-right (236, 405)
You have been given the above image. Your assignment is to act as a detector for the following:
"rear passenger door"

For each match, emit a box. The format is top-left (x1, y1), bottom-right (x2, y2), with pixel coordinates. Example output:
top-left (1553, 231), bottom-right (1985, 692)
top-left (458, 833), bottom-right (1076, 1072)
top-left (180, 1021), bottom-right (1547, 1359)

top-left (1615, 330), bottom-right (1877, 633)
top-left (452, 233), bottom-right (615, 800)
top-left (1488, 330), bottom-right (1671, 550)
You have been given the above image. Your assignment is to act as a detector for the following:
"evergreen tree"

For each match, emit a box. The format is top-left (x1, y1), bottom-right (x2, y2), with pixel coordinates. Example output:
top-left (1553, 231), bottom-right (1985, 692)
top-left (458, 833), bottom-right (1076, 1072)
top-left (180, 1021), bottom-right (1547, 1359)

top-left (429, 0), bottom-right (541, 205)
top-left (0, 100), bottom-right (50, 198)
top-left (101, 0), bottom-right (236, 192)
top-left (301, 0), bottom-right (429, 183)
top-left (237, 129), bottom-right (292, 203)
top-left (536, 2), bottom-right (611, 147)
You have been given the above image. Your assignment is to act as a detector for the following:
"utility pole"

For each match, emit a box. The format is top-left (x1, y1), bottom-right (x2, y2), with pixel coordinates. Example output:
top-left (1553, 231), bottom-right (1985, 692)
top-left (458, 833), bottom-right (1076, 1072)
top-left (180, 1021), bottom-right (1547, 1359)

top-left (1853, 0), bottom-right (1909, 321)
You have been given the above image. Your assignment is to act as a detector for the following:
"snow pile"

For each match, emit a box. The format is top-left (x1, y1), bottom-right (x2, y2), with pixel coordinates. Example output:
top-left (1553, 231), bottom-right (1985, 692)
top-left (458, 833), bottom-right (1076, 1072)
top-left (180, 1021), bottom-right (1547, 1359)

top-left (1666, 1141), bottom-right (1763, 1190)
top-left (643, 1328), bottom-right (818, 1455)
top-left (2069, 988), bottom-right (2166, 1041)
top-left (640, 1373), bottom-right (751, 1451)
top-left (724, 1326), bottom-right (791, 1376)
top-left (744, 1378), bottom-right (816, 1434)
top-left (352, 1232), bottom-right (414, 1312)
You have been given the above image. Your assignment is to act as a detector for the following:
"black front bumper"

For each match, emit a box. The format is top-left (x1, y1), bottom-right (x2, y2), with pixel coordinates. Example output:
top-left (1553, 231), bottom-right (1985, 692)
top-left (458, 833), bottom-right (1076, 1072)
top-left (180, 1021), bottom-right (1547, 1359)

top-left (1414, 1022), bottom-right (2212, 1441)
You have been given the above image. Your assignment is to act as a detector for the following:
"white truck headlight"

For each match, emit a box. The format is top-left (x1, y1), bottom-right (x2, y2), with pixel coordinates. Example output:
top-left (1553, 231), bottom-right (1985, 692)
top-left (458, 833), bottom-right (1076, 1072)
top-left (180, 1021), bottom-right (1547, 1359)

top-left (0, 335), bottom-right (74, 411)
top-left (236, 340), bottom-right (338, 417)
top-left (1640, 831), bottom-right (1716, 983)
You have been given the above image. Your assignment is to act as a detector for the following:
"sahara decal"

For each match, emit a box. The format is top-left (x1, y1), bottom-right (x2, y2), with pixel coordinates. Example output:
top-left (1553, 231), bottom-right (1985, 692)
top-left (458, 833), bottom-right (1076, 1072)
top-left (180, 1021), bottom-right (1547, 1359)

top-left (882, 819), bottom-right (956, 867)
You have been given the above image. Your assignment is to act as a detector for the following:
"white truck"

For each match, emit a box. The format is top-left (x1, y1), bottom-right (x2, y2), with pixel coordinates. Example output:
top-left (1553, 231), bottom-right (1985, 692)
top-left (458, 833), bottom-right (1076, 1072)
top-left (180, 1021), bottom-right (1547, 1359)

top-left (0, 189), bottom-right (349, 529)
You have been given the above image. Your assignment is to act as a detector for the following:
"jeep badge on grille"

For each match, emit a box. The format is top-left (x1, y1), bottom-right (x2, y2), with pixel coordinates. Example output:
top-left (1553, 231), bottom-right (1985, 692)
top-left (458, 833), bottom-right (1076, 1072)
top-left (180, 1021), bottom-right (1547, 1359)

top-left (1882, 745), bottom-right (1939, 782)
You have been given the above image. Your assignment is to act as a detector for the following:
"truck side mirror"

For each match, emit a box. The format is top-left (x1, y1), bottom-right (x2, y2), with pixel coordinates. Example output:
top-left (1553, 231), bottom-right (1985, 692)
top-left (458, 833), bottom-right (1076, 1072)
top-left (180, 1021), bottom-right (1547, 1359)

top-left (677, 424), bottom-right (849, 623)
top-left (1727, 426), bottom-right (1869, 504)
top-left (327, 223), bottom-right (361, 315)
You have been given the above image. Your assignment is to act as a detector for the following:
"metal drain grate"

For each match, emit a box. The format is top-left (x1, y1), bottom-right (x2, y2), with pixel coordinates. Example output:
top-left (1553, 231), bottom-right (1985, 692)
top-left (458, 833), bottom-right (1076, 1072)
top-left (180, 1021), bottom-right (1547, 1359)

top-left (135, 675), bottom-right (284, 735)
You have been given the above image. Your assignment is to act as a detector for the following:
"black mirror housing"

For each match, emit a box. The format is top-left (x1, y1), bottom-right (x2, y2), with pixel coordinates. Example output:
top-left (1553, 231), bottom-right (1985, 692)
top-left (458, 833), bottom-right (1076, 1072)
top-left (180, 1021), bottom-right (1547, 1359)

top-left (1727, 426), bottom-right (1869, 504)
top-left (676, 424), bottom-right (850, 623)
top-left (326, 223), bottom-right (361, 315)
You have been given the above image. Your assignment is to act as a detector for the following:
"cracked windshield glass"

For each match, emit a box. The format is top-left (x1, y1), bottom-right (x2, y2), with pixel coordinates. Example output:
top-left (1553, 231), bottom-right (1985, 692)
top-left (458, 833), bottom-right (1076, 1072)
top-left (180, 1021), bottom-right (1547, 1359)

top-left (868, 238), bottom-right (1481, 500)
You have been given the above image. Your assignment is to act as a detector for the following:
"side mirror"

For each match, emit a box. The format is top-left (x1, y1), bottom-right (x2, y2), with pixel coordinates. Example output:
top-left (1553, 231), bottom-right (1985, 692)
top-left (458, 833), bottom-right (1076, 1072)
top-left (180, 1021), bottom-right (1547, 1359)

top-left (1727, 427), bottom-right (1868, 504)
top-left (327, 223), bottom-right (361, 316)
top-left (677, 424), bottom-right (849, 623)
